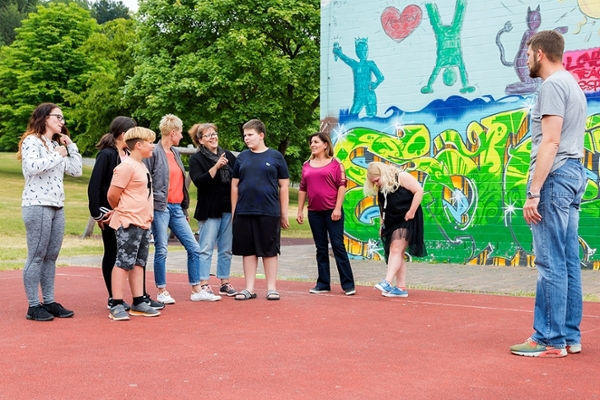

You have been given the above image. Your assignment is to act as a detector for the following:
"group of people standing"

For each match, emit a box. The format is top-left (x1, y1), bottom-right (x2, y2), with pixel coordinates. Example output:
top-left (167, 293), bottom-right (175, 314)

top-left (18, 104), bottom-right (427, 322)
top-left (17, 27), bottom-right (585, 359)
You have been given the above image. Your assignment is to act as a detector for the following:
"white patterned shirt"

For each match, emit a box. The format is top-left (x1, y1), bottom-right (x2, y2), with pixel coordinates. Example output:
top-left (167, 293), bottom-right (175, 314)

top-left (21, 135), bottom-right (83, 207)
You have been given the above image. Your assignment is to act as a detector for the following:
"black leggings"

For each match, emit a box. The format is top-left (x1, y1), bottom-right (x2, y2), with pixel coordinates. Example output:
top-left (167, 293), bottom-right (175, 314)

top-left (101, 225), bottom-right (149, 298)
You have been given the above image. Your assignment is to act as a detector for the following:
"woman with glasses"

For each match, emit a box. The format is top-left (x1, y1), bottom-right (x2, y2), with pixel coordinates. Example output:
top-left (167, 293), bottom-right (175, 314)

top-left (18, 103), bottom-right (82, 321)
top-left (188, 123), bottom-right (238, 297)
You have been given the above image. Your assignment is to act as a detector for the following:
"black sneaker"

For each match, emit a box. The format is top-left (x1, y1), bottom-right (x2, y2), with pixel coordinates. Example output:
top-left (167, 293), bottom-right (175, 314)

top-left (26, 304), bottom-right (54, 321)
top-left (143, 295), bottom-right (165, 310)
top-left (43, 302), bottom-right (74, 318)
top-left (107, 298), bottom-right (131, 311)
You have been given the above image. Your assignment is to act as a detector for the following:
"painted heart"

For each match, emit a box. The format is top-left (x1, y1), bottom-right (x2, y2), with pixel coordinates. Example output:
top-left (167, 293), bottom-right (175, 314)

top-left (381, 5), bottom-right (422, 43)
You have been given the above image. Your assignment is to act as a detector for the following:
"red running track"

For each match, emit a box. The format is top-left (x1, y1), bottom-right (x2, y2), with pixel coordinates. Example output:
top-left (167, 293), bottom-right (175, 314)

top-left (0, 267), bottom-right (598, 399)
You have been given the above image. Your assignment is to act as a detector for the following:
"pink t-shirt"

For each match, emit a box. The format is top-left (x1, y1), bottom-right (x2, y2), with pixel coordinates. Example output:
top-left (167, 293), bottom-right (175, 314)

top-left (299, 158), bottom-right (346, 211)
top-left (109, 157), bottom-right (154, 230)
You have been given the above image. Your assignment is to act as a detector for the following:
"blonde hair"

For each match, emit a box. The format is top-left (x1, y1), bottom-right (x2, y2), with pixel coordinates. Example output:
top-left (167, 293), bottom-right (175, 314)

top-left (159, 114), bottom-right (183, 136)
top-left (363, 162), bottom-right (401, 196)
top-left (124, 127), bottom-right (156, 150)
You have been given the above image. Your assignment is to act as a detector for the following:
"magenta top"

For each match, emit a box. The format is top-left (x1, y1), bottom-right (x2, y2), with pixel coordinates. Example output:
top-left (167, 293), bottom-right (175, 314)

top-left (299, 158), bottom-right (347, 211)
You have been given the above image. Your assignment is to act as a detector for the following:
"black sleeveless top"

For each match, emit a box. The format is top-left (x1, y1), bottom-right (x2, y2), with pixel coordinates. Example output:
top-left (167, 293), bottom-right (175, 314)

top-left (377, 183), bottom-right (426, 260)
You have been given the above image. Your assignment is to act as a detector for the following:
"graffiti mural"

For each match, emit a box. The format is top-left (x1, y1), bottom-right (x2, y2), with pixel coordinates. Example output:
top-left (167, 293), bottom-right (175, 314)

top-left (322, 0), bottom-right (600, 269)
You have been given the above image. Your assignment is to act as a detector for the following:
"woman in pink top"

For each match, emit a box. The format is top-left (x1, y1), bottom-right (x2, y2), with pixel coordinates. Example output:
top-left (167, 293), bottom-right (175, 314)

top-left (296, 132), bottom-right (355, 295)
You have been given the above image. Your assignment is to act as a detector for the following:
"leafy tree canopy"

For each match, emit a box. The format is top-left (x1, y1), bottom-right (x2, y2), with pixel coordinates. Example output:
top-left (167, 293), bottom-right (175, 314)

top-left (0, 2), bottom-right (98, 151)
top-left (125, 0), bottom-right (321, 180)
top-left (64, 17), bottom-right (137, 153)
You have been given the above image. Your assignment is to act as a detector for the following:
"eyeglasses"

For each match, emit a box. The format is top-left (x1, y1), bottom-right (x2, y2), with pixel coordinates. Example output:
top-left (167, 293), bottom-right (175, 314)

top-left (202, 132), bottom-right (218, 139)
top-left (48, 113), bottom-right (65, 122)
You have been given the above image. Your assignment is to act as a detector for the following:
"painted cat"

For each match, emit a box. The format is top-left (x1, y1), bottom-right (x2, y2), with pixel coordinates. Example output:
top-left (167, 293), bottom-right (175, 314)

top-left (496, 5), bottom-right (568, 95)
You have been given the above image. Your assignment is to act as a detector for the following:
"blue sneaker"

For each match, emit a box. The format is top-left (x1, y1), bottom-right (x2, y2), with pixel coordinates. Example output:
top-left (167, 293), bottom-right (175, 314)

top-left (375, 279), bottom-right (393, 293)
top-left (383, 287), bottom-right (409, 298)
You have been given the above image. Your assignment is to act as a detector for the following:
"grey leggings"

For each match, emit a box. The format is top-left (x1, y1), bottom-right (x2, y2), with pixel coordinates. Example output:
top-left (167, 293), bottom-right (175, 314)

top-left (22, 206), bottom-right (65, 307)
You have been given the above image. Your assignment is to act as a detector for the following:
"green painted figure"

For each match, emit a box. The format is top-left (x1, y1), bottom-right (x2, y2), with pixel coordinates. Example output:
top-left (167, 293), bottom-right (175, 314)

top-left (421, 0), bottom-right (475, 94)
top-left (333, 38), bottom-right (385, 117)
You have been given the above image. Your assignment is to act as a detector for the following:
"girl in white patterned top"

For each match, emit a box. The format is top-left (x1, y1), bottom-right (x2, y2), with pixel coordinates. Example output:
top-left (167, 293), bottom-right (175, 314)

top-left (18, 103), bottom-right (82, 321)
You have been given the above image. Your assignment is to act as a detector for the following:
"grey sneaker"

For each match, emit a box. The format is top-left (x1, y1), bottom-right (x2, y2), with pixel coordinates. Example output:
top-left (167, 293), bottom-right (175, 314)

top-left (129, 301), bottom-right (161, 317)
top-left (109, 304), bottom-right (130, 321)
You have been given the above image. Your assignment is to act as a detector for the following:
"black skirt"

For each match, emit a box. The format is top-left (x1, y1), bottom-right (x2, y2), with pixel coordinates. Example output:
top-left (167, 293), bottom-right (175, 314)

top-left (378, 186), bottom-right (427, 262)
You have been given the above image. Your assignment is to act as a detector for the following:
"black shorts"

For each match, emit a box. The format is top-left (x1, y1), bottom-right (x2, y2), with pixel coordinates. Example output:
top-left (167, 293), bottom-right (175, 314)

top-left (232, 215), bottom-right (281, 257)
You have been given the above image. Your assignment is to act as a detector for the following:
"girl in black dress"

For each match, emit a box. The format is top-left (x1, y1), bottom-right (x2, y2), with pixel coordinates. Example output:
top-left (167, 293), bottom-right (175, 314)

top-left (364, 162), bottom-right (426, 297)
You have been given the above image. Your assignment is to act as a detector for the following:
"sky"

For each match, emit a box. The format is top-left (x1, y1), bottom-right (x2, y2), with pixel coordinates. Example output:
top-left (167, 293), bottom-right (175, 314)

top-left (121, 0), bottom-right (138, 12)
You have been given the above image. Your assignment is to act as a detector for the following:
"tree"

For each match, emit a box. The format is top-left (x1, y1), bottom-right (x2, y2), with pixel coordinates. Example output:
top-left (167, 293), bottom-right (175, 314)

top-left (124, 0), bottom-right (320, 180)
top-left (0, 0), bottom-right (40, 46)
top-left (0, 2), bottom-right (98, 151)
top-left (91, 0), bottom-right (131, 24)
top-left (63, 17), bottom-right (137, 153)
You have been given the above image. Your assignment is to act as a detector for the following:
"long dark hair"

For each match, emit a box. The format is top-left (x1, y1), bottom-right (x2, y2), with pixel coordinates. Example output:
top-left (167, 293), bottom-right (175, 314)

top-left (95, 116), bottom-right (137, 150)
top-left (17, 102), bottom-right (60, 160)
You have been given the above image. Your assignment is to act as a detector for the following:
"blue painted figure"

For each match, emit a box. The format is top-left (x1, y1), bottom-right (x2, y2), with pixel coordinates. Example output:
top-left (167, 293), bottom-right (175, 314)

top-left (333, 38), bottom-right (384, 117)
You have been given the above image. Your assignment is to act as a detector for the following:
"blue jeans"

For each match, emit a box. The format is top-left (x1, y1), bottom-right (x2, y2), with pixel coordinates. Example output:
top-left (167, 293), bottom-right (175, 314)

top-left (530, 159), bottom-right (585, 348)
top-left (151, 203), bottom-right (201, 287)
top-left (198, 213), bottom-right (233, 280)
top-left (308, 209), bottom-right (355, 291)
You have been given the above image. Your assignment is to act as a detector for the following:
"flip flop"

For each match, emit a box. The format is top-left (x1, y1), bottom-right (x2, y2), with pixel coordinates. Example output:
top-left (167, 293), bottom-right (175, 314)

top-left (266, 289), bottom-right (280, 301)
top-left (235, 289), bottom-right (257, 301)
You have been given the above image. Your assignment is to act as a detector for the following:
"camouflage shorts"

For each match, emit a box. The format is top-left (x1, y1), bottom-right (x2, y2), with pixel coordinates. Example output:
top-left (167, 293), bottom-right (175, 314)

top-left (115, 225), bottom-right (151, 271)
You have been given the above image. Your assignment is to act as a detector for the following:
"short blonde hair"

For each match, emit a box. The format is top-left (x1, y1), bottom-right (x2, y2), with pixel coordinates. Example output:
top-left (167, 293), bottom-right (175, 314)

top-left (124, 127), bottom-right (156, 150)
top-left (363, 162), bottom-right (401, 196)
top-left (159, 114), bottom-right (183, 136)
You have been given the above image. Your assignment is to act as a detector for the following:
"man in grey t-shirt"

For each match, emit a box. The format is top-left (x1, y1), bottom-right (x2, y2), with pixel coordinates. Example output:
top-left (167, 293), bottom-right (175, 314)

top-left (510, 31), bottom-right (587, 358)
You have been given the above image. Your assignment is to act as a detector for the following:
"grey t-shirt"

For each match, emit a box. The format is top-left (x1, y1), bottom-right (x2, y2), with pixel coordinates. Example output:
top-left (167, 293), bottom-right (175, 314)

top-left (529, 70), bottom-right (587, 176)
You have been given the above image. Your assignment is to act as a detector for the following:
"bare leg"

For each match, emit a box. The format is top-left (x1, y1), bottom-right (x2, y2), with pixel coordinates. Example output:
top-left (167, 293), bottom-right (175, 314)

top-left (111, 266), bottom-right (129, 301)
top-left (129, 265), bottom-right (145, 298)
top-left (385, 238), bottom-right (408, 285)
top-left (243, 255), bottom-right (259, 293)
top-left (263, 256), bottom-right (278, 291)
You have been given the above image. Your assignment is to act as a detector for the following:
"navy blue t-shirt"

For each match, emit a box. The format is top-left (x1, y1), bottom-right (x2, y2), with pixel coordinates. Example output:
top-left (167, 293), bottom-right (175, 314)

top-left (232, 148), bottom-right (289, 216)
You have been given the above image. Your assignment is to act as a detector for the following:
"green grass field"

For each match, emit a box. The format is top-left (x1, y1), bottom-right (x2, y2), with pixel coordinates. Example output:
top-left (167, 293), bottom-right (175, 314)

top-left (0, 152), bottom-right (311, 270)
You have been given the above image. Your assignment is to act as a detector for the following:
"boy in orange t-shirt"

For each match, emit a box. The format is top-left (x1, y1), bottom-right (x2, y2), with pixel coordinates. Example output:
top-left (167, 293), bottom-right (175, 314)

top-left (107, 127), bottom-right (159, 321)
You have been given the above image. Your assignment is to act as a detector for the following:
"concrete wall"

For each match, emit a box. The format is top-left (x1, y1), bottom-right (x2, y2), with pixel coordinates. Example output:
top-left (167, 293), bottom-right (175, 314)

top-left (320, 0), bottom-right (600, 268)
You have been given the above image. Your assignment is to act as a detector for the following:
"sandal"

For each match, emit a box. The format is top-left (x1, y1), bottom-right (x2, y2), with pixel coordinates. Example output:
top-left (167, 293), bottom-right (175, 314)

top-left (266, 289), bottom-right (280, 301)
top-left (235, 289), bottom-right (257, 301)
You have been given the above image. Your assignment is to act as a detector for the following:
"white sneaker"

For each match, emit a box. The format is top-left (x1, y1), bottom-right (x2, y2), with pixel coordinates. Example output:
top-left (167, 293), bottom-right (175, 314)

top-left (157, 291), bottom-right (176, 304)
top-left (191, 286), bottom-right (222, 302)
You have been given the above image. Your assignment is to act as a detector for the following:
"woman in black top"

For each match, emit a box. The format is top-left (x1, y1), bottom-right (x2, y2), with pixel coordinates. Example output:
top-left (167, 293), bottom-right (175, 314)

top-left (188, 123), bottom-right (238, 296)
top-left (364, 162), bottom-right (426, 298)
top-left (88, 117), bottom-right (164, 310)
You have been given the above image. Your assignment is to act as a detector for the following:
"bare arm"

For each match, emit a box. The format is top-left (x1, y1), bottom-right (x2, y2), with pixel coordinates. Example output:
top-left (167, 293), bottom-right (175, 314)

top-left (279, 178), bottom-right (290, 229)
top-left (524, 115), bottom-right (562, 224)
top-left (107, 186), bottom-right (124, 209)
top-left (399, 172), bottom-right (424, 221)
top-left (296, 190), bottom-right (307, 224)
top-left (230, 178), bottom-right (239, 218)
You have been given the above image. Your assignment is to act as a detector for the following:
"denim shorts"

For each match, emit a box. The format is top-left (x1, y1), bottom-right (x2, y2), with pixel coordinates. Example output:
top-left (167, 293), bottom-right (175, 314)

top-left (115, 225), bottom-right (151, 271)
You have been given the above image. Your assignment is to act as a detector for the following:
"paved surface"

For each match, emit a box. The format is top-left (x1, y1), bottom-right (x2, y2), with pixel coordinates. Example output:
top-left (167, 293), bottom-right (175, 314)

top-left (2, 267), bottom-right (599, 399)
top-left (57, 237), bottom-right (600, 298)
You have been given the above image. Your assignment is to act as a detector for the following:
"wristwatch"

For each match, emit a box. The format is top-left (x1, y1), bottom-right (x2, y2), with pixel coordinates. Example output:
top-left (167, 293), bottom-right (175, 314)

top-left (527, 191), bottom-right (540, 199)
